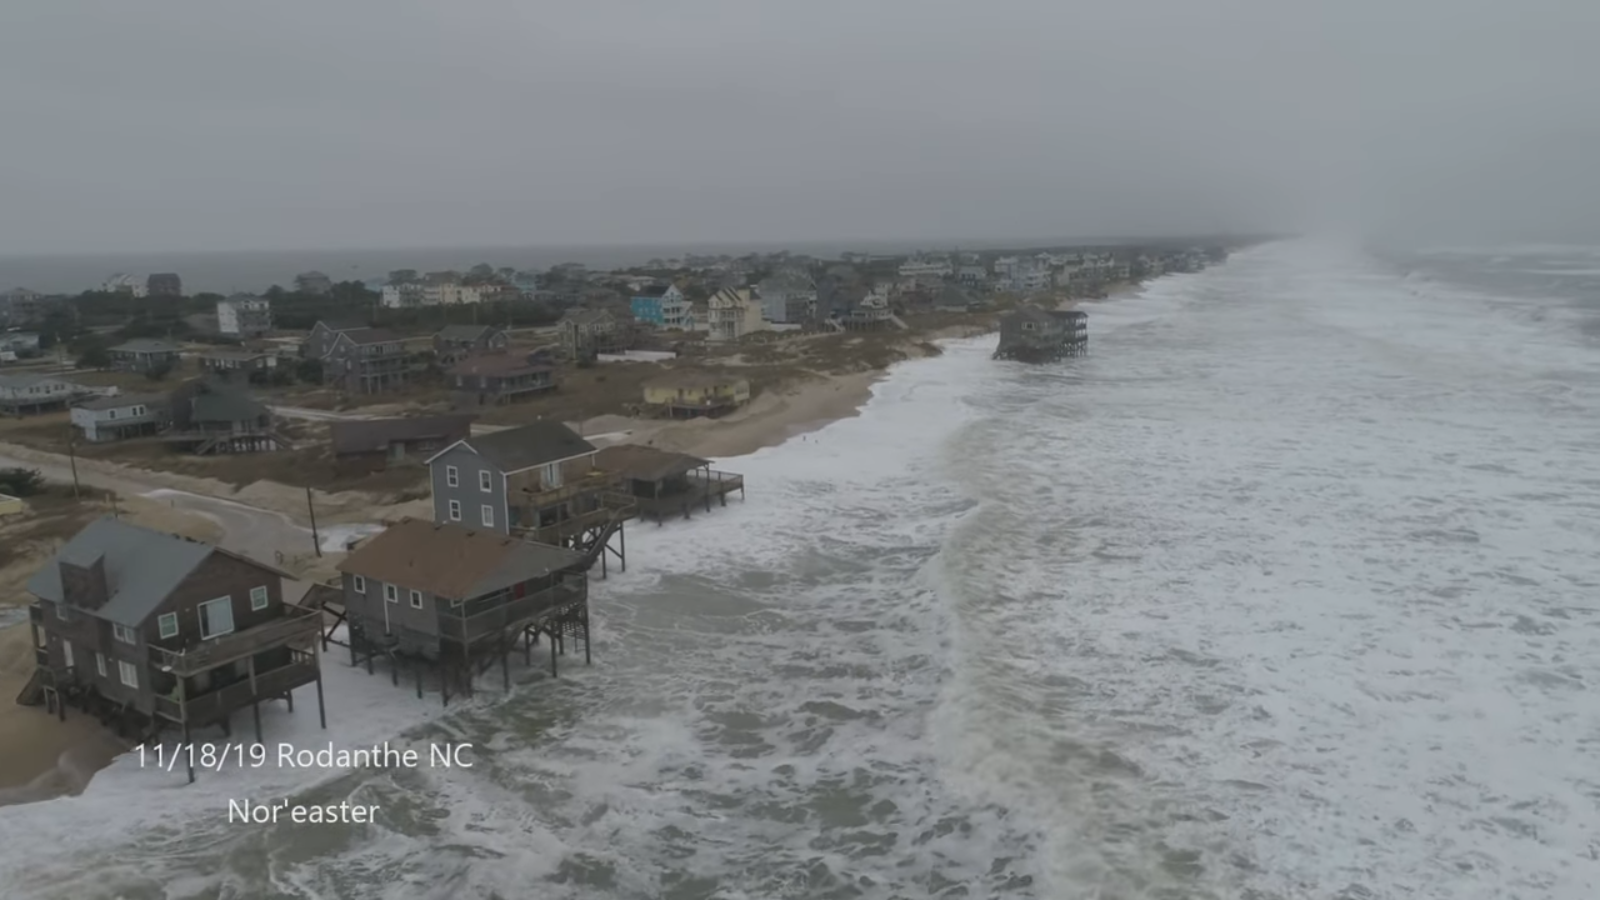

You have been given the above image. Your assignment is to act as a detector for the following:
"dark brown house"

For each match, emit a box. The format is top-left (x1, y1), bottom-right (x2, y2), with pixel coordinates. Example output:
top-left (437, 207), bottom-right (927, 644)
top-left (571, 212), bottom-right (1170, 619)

top-left (335, 518), bottom-right (591, 700)
top-left (21, 517), bottom-right (325, 778)
top-left (433, 324), bottom-right (509, 364)
top-left (331, 414), bottom-right (475, 470)
top-left (449, 354), bottom-right (556, 407)
top-left (592, 443), bottom-right (745, 524)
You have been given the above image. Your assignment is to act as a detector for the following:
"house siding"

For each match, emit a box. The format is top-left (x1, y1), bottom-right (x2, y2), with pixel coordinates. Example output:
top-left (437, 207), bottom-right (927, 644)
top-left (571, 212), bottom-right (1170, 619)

top-left (430, 444), bottom-right (509, 534)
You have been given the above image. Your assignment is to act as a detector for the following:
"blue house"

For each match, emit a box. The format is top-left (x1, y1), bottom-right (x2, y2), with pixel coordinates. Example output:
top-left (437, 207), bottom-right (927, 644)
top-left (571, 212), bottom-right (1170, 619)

top-left (631, 284), bottom-right (686, 327)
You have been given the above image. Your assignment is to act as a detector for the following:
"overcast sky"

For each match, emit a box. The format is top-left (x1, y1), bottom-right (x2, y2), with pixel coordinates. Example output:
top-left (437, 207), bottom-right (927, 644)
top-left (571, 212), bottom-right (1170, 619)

top-left (2, 0), bottom-right (1597, 254)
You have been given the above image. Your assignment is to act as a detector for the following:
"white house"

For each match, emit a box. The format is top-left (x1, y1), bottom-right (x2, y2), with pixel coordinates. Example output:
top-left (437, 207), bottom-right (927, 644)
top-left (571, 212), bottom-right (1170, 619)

top-left (70, 392), bottom-right (168, 442)
top-left (217, 294), bottom-right (273, 337)
top-left (0, 373), bottom-right (92, 416)
top-left (426, 283), bottom-right (484, 306)
top-left (706, 288), bottom-right (766, 342)
top-left (897, 257), bottom-right (953, 281)
top-left (380, 284), bottom-right (425, 308)
top-left (101, 274), bottom-right (148, 297)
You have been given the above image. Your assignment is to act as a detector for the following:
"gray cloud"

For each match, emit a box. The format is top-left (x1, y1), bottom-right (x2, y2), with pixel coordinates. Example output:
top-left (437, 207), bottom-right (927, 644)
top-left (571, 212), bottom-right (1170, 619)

top-left (2, 0), bottom-right (1597, 253)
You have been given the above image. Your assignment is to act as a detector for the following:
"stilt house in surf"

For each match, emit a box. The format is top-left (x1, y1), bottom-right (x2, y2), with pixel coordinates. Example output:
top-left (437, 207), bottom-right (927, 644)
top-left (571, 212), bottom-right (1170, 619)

top-left (993, 306), bottom-right (1088, 362)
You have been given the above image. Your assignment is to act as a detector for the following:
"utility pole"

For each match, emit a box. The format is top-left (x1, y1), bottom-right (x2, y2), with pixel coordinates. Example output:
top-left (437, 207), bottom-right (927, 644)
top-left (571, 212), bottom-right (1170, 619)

top-left (306, 485), bottom-right (322, 557)
top-left (66, 427), bottom-right (80, 499)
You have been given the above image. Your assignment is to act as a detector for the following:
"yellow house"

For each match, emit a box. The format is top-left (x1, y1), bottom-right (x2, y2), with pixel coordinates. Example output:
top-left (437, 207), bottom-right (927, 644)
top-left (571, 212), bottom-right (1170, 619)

top-left (0, 493), bottom-right (24, 516)
top-left (643, 372), bottom-right (751, 418)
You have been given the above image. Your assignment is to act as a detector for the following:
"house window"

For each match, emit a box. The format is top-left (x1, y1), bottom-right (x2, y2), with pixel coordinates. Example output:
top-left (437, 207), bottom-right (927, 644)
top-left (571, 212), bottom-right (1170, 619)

top-left (95, 652), bottom-right (107, 677)
top-left (108, 409), bottom-right (117, 419)
top-left (353, 575), bottom-right (366, 593)
top-left (409, 589), bottom-right (423, 609)
top-left (118, 660), bottom-right (139, 689)
top-left (481, 504), bottom-right (494, 527)
top-left (113, 624), bottom-right (137, 644)
top-left (479, 469), bottom-right (492, 492)
top-left (133, 405), bottom-right (146, 416)
top-left (158, 613), bottom-right (178, 639)
top-left (198, 596), bottom-right (235, 639)
top-left (445, 465), bottom-right (459, 487)
top-left (543, 462), bottom-right (562, 488)
top-left (63, 639), bottom-right (74, 671)
top-left (448, 499), bottom-right (461, 521)
top-left (250, 585), bottom-right (269, 611)
top-left (54, 602), bottom-right (69, 621)
top-left (384, 584), bottom-right (398, 604)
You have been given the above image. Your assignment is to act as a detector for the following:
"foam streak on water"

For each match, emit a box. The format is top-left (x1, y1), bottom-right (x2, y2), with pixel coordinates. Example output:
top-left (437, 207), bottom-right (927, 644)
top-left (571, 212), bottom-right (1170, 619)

top-left (5, 240), bottom-right (1600, 899)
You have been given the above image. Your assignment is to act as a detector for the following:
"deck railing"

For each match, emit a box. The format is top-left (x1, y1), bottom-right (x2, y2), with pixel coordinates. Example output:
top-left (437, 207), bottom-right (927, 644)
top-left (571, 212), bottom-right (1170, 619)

top-left (514, 493), bottom-right (637, 543)
top-left (515, 471), bottom-right (618, 510)
top-left (436, 580), bottom-right (586, 644)
top-left (633, 470), bottom-right (744, 521)
top-left (153, 658), bottom-right (318, 725)
top-left (148, 607), bottom-right (322, 677)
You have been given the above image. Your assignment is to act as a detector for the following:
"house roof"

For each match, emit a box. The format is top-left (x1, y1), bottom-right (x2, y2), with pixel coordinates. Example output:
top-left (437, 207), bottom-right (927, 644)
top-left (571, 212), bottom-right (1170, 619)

top-left (110, 338), bottom-right (181, 354)
top-left (560, 309), bottom-right (613, 326)
top-left (335, 518), bottom-right (585, 601)
top-left (0, 373), bottom-right (78, 390)
top-left (199, 348), bottom-right (272, 361)
top-left (74, 392), bottom-right (167, 412)
top-left (448, 355), bottom-right (550, 378)
top-left (26, 517), bottom-right (289, 628)
top-left (434, 324), bottom-right (501, 342)
top-left (426, 420), bottom-right (596, 473)
top-left (340, 327), bottom-right (404, 346)
top-left (316, 320), bottom-right (371, 333)
top-left (189, 385), bottom-right (267, 423)
top-left (330, 414), bottom-right (476, 455)
top-left (708, 287), bottom-right (753, 308)
top-left (645, 371), bottom-right (746, 390)
top-left (592, 444), bottom-right (709, 483)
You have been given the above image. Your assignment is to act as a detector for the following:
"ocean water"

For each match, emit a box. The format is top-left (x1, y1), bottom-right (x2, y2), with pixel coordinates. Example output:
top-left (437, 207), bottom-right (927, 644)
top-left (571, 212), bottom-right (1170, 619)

top-left (4, 239), bottom-right (1600, 898)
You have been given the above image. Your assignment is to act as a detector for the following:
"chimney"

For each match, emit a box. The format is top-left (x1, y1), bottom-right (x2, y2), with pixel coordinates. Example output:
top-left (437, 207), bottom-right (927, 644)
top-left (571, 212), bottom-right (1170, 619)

top-left (59, 554), bottom-right (110, 611)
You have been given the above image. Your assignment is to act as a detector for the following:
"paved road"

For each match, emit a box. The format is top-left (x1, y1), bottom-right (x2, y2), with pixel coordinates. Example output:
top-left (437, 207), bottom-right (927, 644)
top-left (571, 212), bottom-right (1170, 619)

top-left (0, 448), bottom-right (319, 564)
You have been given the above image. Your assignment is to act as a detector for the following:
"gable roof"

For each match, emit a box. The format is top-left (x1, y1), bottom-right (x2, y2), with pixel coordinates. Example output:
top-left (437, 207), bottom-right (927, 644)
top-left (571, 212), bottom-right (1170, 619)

top-left (336, 518), bottom-right (584, 601)
top-left (74, 392), bottom-right (167, 412)
top-left (330, 414), bottom-right (476, 455)
top-left (560, 308), bottom-right (614, 326)
top-left (337, 327), bottom-right (404, 347)
top-left (110, 338), bottom-right (181, 354)
top-left (26, 517), bottom-right (289, 627)
top-left (448, 354), bottom-right (551, 378)
top-left (434, 324), bottom-right (501, 342)
top-left (425, 419), bottom-right (596, 473)
top-left (0, 373), bottom-right (80, 390)
top-left (314, 320), bottom-right (370, 334)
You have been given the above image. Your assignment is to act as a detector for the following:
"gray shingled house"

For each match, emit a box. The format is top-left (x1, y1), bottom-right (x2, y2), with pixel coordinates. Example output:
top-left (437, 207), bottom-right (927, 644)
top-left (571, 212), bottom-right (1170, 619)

top-left (426, 420), bottom-right (602, 535)
top-left (993, 306), bottom-right (1088, 362)
top-left (432, 324), bottom-right (509, 364)
top-left (167, 379), bottom-right (283, 453)
top-left (22, 518), bottom-right (324, 770)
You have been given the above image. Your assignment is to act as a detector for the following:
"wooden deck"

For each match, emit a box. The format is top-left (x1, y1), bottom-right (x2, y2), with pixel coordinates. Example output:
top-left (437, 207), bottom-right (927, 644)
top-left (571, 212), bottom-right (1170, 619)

top-left (149, 607), bottom-right (322, 677)
top-left (633, 469), bottom-right (746, 523)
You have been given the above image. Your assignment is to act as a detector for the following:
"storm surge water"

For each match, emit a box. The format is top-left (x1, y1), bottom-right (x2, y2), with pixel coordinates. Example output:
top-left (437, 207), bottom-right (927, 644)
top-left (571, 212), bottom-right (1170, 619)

top-left (5, 240), bottom-right (1600, 899)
